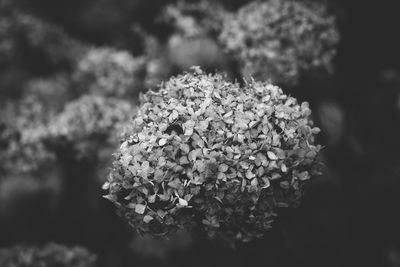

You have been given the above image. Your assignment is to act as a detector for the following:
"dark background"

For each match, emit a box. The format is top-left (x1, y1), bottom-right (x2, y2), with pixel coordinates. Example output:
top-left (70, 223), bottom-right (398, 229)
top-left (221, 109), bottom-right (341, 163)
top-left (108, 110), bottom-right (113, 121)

top-left (1, 0), bottom-right (400, 266)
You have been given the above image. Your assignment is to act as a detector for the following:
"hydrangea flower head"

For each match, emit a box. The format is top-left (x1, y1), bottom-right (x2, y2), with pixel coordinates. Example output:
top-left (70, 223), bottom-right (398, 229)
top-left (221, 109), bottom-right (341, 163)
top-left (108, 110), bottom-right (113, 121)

top-left (47, 95), bottom-right (133, 159)
top-left (219, 0), bottom-right (339, 87)
top-left (75, 48), bottom-right (145, 98)
top-left (0, 243), bottom-right (96, 267)
top-left (103, 67), bottom-right (321, 242)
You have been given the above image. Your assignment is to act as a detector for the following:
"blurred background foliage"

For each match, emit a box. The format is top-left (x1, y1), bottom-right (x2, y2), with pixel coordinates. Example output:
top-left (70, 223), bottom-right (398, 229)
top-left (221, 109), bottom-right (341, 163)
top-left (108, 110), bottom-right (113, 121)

top-left (1, 0), bottom-right (400, 266)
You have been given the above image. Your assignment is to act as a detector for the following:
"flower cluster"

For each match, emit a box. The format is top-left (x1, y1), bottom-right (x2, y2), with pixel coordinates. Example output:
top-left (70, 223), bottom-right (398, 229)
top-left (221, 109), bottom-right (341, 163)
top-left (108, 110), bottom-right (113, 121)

top-left (0, 243), bottom-right (96, 267)
top-left (47, 95), bottom-right (134, 159)
top-left (0, 97), bottom-right (55, 177)
top-left (219, 0), bottom-right (339, 87)
top-left (24, 74), bottom-right (71, 112)
top-left (74, 48), bottom-right (145, 98)
top-left (103, 67), bottom-right (322, 242)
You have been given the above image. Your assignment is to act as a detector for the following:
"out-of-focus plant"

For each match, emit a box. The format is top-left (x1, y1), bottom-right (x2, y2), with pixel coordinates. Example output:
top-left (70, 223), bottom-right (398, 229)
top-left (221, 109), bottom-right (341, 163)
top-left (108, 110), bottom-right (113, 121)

top-left (219, 0), bottom-right (339, 87)
top-left (46, 94), bottom-right (134, 160)
top-left (73, 48), bottom-right (146, 98)
top-left (0, 97), bottom-right (55, 177)
top-left (24, 74), bottom-right (72, 112)
top-left (0, 242), bottom-right (97, 267)
top-left (103, 67), bottom-right (322, 243)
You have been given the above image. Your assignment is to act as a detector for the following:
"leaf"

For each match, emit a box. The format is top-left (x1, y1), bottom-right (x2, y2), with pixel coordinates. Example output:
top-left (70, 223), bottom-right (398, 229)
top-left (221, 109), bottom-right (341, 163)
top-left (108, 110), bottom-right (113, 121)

top-left (272, 134), bottom-right (280, 146)
top-left (213, 91), bottom-right (221, 99)
top-left (103, 194), bottom-right (116, 201)
top-left (214, 196), bottom-right (223, 204)
top-left (148, 194), bottom-right (156, 203)
top-left (102, 182), bottom-right (110, 190)
top-left (261, 177), bottom-right (270, 189)
top-left (271, 173), bottom-right (281, 180)
top-left (135, 117), bottom-right (144, 125)
top-left (217, 172), bottom-right (226, 180)
top-left (297, 171), bottom-right (310, 181)
top-left (237, 134), bottom-right (245, 142)
top-left (158, 157), bottom-right (166, 166)
top-left (135, 204), bottom-right (146, 214)
top-left (154, 169), bottom-right (164, 182)
top-left (141, 161), bottom-right (150, 170)
top-left (239, 161), bottom-right (250, 170)
top-left (195, 160), bottom-right (206, 173)
top-left (170, 110), bottom-right (179, 122)
top-left (179, 156), bottom-right (189, 165)
top-left (246, 170), bottom-right (255, 179)
top-left (202, 98), bottom-right (212, 108)
top-left (250, 128), bottom-right (259, 138)
top-left (197, 120), bottom-right (209, 131)
top-left (267, 151), bottom-right (278, 160)
top-left (275, 148), bottom-right (285, 159)
top-left (180, 143), bottom-right (190, 153)
top-left (183, 120), bottom-right (196, 136)
top-left (219, 163), bottom-right (229, 172)
top-left (120, 154), bottom-right (132, 167)
top-left (143, 215), bottom-right (154, 223)
top-left (138, 132), bottom-right (146, 141)
top-left (188, 149), bottom-right (202, 161)
top-left (256, 166), bottom-right (265, 177)
top-left (178, 198), bottom-right (188, 206)
top-left (157, 210), bottom-right (166, 218)
top-left (158, 138), bottom-right (167, 146)
top-left (281, 164), bottom-right (287, 172)
top-left (223, 110), bottom-right (233, 118)
top-left (159, 123), bottom-right (168, 132)
top-left (168, 179), bottom-right (182, 189)
top-left (312, 127), bottom-right (321, 134)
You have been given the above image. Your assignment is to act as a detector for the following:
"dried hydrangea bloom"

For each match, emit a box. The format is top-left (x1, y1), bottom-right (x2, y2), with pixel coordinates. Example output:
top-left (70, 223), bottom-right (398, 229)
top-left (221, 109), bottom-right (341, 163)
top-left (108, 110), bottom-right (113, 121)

top-left (219, 0), bottom-right (339, 87)
top-left (103, 67), bottom-right (321, 242)
top-left (74, 48), bottom-right (145, 98)
top-left (0, 243), bottom-right (96, 267)
top-left (47, 94), bottom-right (134, 159)
top-left (0, 127), bottom-right (54, 177)
top-left (24, 74), bottom-right (71, 112)
top-left (0, 97), bottom-right (55, 177)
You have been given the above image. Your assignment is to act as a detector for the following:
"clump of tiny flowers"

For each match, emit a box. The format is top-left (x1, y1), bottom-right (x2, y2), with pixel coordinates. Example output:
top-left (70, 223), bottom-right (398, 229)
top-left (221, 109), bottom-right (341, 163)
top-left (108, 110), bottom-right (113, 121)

top-left (0, 96), bottom-right (55, 177)
top-left (47, 94), bottom-right (134, 159)
top-left (0, 243), bottom-right (96, 267)
top-left (103, 67), bottom-right (322, 242)
top-left (219, 0), bottom-right (339, 87)
top-left (74, 48), bottom-right (145, 98)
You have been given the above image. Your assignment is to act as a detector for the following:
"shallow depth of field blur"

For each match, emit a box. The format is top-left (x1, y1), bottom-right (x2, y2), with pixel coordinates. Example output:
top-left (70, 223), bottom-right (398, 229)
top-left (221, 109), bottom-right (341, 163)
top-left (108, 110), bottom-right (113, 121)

top-left (1, 0), bottom-right (400, 266)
